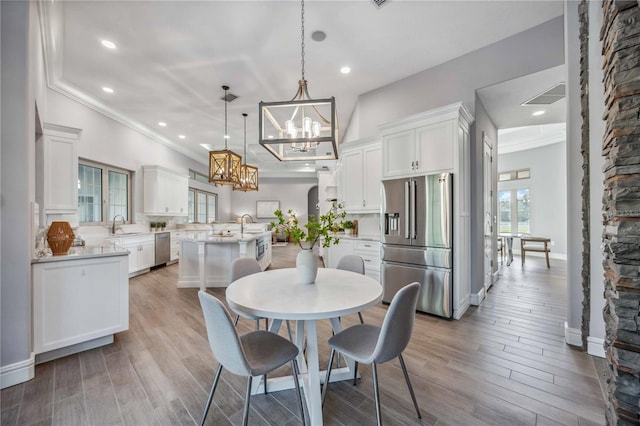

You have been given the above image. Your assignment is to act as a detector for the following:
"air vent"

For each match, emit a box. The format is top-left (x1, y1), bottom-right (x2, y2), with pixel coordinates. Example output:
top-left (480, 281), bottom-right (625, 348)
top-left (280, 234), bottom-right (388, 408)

top-left (220, 93), bottom-right (238, 103)
top-left (371, 0), bottom-right (390, 8)
top-left (521, 83), bottom-right (565, 106)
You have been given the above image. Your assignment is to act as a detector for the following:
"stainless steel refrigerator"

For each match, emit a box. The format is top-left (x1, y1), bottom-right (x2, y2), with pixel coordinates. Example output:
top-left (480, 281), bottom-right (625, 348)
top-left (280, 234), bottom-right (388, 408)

top-left (381, 173), bottom-right (453, 318)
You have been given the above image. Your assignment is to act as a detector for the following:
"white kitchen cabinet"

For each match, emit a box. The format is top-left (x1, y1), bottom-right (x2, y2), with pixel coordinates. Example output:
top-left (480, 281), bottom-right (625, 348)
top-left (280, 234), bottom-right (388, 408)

top-left (340, 138), bottom-right (381, 213)
top-left (381, 114), bottom-right (456, 178)
top-left (143, 165), bottom-right (188, 216)
top-left (109, 234), bottom-right (155, 275)
top-left (33, 253), bottom-right (129, 355)
top-left (37, 123), bottom-right (81, 214)
top-left (326, 238), bottom-right (354, 269)
top-left (325, 238), bottom-right (381, 282)
top-left (170, 230), bottom-right (182, 262)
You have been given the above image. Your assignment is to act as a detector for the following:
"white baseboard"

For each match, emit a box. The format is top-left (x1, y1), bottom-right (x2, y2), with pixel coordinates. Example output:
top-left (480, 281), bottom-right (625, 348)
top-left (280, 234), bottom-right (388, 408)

top-left (470, 288), bottom-right (485, 306)
top-left (587, 336), bottom-right (606, 358)
top-left (564, 322), bottom-right (582, 347)
top-left (1, 352), bottom-right (35, 389)
top-left (454, 294), bottom-right (470, 320)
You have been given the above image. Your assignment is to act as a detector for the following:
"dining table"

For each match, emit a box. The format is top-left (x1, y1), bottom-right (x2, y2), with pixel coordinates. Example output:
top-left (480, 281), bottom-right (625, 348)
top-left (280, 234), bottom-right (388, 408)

top-left (226, 267), bottom-right (383, 426)
top-left (499, 233), bottom-right (522, 266)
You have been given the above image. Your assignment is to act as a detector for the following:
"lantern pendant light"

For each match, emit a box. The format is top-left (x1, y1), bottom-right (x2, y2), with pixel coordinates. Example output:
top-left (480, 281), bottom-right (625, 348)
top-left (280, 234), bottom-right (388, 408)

top-left (209, 85), bottom-right (242, 185)
top-left (233, 113), bottom-right (259, 192)
top-left (258, 0), bottom-right (338, 161)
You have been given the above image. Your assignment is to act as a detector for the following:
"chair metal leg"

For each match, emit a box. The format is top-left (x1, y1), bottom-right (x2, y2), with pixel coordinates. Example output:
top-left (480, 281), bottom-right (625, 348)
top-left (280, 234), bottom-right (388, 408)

top-left (353, 361), bottom-right (358, 386)
top-left (200, 364), bottom-right (223, 426)
top-left (234, 314), bottom-right (240, 326)
top-left (286, 320), bottom-right (293, 341)
top-left (255, 319), bottom-right (260, 331)
top-left (372, 362), bottom-right (382, 426)
top-left (545, 245), bottom-right (550, 269)
top-left (263, 374), bottom-right (268, 394)
top-left (242, 376), bottom-right (252, 426)
top-left (291, 360), bottom-right (306, 426)
top-left (358, 311), bottom-right (364, 324)
top-left (321, 349), bottom-right (335, 407)
top-left (398, 354), bottom-right (421, 419)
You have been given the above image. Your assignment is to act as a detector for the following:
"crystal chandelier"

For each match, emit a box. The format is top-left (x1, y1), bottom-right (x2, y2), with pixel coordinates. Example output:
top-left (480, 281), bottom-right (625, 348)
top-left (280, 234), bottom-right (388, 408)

top-left (258, 0), bottom-right (338, 161)
top-left (233, 113), bottom-right (259, 192)
top-left (209, 85), bottom-right (242, 185)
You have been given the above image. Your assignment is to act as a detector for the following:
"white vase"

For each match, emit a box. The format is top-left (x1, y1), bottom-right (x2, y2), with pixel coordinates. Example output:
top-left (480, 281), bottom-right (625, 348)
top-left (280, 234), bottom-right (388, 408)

top-left (296, 249), bottom-right (318, 284)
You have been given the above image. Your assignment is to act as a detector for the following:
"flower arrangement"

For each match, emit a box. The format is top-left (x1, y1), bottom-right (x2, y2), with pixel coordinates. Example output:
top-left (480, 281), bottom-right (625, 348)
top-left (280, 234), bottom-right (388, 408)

top-left (271, 202), bottom-right (347, 250)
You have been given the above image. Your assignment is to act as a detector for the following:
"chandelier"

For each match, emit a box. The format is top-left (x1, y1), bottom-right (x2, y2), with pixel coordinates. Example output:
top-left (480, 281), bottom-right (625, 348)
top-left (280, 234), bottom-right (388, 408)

top-left (258, 0), bottom-right (339, 161)
top-left (233, 113), bottom-right (259, 192)
top-left (209, 85), bottom-right (242, 185)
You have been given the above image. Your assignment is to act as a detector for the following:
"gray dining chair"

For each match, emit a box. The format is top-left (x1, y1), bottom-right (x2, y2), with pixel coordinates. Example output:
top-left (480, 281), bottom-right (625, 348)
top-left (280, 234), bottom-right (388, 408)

top-left (336, 254), bottom-right (366, 324)
top-left (230, 257), bottom-right (265, 330)
top-left (321, 282), bottom-right (422, 426)
top-left (198, 291), bottom-right (305, 426)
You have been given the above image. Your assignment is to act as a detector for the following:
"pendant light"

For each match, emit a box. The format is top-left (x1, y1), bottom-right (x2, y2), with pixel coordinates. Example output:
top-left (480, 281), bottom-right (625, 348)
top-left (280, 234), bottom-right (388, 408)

top-left (209, 85), bottom-right (242, 185)
top-left (233, 113), bottom-right (259, 192)
top-left (258, 0), bottom-right (339, 161)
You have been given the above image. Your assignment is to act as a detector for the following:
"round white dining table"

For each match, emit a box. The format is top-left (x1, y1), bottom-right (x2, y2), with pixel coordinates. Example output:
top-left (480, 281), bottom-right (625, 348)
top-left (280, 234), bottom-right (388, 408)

top-left (226, 267), bottom-right (382, 426)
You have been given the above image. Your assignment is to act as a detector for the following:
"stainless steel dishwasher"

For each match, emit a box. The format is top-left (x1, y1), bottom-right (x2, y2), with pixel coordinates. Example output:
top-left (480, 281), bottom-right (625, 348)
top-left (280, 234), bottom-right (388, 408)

top-left (154, 232), bottom-right (171, 266)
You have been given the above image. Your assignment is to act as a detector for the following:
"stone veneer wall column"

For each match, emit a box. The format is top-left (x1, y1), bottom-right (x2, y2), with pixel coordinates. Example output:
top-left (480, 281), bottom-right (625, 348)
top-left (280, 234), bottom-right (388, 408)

top-left (601, 1), bottom-right (640, 424)
top-left (579, 0), bottom-right (591, 352)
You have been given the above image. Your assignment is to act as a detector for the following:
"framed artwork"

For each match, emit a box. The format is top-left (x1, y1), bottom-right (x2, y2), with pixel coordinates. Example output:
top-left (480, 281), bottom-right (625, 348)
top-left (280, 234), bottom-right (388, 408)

top-left (256, 200), bottom-right (279, 218)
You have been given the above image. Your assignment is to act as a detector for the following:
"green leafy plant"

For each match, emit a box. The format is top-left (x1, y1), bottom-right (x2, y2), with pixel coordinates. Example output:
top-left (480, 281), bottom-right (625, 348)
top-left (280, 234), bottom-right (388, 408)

top-left (271, 202), bottom-right (347, 249)
top-left (342, 220), bottom-right (355, 230)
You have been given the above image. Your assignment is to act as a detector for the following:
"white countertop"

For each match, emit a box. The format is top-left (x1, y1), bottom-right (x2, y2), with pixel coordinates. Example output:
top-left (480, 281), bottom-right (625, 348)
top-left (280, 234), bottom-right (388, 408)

top-left (333, 233), bottom-right (380, 242)
top-left (180, 230), bottom-right (272, 243)
top-left (32, 246), bottom-right (129, 264)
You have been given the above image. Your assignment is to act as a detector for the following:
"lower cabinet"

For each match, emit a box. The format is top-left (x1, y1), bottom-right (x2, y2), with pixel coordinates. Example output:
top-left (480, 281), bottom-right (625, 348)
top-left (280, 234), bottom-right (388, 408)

top-left (170, 231), bottom-right (182, 262)
top-left (33, 254), bottom-right (129, 355)
top-left (326, 238), bottom-right (381, 282)
top-left (119, 235), bottom-right (155, 274)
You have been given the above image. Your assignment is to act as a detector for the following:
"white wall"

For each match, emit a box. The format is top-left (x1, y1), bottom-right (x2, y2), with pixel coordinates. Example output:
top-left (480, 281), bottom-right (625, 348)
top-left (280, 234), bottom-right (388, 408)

top-left (498, 141), bottom-right (567, 258)
top-left (230, 177), bottom-right (317, 224)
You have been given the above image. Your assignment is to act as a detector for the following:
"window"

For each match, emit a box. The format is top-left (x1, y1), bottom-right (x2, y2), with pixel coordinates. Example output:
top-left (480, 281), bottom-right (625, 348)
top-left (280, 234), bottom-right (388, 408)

top-left (188, 189), bottom-right (217, 223)
top-left (498, 168), bottom-right (530, 182)
top-left (78, 160), bottom-right (131, 224)
top-left (499, 188), bottom-right (530, 234)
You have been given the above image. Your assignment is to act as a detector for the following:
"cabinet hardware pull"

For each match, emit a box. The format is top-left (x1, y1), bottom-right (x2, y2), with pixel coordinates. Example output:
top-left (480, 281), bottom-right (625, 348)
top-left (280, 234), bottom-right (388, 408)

top-left (415, 160), bottom-right (419, 169)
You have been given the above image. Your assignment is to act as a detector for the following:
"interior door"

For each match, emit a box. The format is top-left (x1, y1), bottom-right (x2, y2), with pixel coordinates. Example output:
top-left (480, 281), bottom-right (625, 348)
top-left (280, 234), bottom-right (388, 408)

top-left (483, 134), bottom-right (494, 291)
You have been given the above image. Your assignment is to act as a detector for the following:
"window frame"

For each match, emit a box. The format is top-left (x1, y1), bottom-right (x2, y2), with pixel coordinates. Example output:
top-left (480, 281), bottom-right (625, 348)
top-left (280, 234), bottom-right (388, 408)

top-left (188, 188), bottom-right (218, 224)
top-left (499, 188), bottom-right (531, 235)
top-left (78, 159), bottom-right (132, 226)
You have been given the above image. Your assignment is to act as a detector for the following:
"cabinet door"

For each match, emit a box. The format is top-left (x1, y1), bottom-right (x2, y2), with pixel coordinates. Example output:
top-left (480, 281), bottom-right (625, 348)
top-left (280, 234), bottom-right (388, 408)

top-left (328, 239), bottom-right (355, 269)
top-left (173, 175), bottom-right (189, 216)
top-left (138, 241), bottom-right (155, 270)
top-left (363, 144), bottom-right (382, 212)
top-left (43, 135), bottom-right (78, 213)
top-left (382, 130), bottom-right (415, 178)
top-left (342, 149), bottom-right (364, 212)
top-left (123, 244), bottom-right (139, 273)
top-left (415, 120), bottom-right (455, 173)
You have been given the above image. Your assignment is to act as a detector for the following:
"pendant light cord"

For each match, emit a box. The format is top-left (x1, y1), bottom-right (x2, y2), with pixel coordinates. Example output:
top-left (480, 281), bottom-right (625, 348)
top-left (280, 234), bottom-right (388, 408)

top-left (242, 113), bottom-right (247, 165)
top-left (300, 0), bottom-right (305, 82)
top-left (223, 85), bottom-right (229, 150)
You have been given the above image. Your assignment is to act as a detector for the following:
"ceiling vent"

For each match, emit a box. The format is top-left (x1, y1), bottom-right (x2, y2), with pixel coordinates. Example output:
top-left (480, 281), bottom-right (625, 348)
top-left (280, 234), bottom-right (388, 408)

top-left (220, 92), bottom-right (238, 103)
top-left (521, 83), bottom-right (565, 106)
top-left (371, 0), bottom-right (390, 8)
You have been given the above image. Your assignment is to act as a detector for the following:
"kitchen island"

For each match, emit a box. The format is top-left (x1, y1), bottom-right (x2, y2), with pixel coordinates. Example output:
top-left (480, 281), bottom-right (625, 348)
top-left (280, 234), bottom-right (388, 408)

top-left (177, 231), bottom-right (272, 290)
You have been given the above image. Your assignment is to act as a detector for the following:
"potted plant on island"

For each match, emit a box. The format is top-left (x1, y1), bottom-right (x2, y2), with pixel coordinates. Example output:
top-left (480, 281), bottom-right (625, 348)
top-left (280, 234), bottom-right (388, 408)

top-left (150, 222), bottom-right (157, 232)
top-left (271, 202), bottom-right (346, 284)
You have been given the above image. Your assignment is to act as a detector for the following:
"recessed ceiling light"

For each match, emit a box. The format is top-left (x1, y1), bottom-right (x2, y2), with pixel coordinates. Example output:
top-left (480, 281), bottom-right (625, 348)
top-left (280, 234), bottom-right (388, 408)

top-left (340, 66), bottom-right (351, 74)
top-left (101, 39), bottom-right (116, 49)
top-left (158, 122), bottom-right (167, 127)
top-left (224, 134), bottom-right (230, 139)
top-left (178, 134), bottom-right (186, 139)
top-left (102, 87), bottom-right (114, 93)
top-left (305, 163), bottom-right (310, 166)
top-left (311, 31), bottom-right (326, 42)
top-left (267, 135), bottom-right (274, 139)
top-left (532, 110), bottom-right (545, 116)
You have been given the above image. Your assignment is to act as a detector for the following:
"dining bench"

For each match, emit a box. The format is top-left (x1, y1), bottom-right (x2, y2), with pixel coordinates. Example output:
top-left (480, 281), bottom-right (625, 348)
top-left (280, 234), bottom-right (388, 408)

top-left (520, 236), bottom-right (551, 268)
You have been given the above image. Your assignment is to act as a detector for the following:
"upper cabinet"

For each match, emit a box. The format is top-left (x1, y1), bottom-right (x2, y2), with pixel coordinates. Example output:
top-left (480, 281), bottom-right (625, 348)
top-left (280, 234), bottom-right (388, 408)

top-left (340, 138), bottom-right (381, 214)
top-left (38, 124), bottom-right (82, 214)
top-left (143, 165), bottom-right (188, 216)
top-left (381, 105), bottom-right (468, 179)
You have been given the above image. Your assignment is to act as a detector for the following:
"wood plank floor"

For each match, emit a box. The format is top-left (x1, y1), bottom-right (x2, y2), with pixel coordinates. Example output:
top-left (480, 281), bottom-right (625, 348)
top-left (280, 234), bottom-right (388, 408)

top-left (2, 247), bottom-right (606, 425)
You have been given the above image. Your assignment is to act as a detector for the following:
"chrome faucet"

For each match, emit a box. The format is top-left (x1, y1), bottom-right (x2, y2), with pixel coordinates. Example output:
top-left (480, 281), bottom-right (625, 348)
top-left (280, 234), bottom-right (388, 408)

top-left (240, 214), bottom-right (253, 234)
top-left (111, 214), bottom-right (125, 234)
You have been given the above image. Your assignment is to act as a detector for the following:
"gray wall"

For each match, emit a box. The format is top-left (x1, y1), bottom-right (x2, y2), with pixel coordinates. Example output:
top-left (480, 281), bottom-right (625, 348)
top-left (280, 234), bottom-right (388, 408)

top-left (498, 142), bottom-right (568, 258)
top-left (350, 17), bottom-right (565, 140)
top-left (1, 0), bottom-right (34, 370)
top-left (471, 96), bottom-right (498, 296)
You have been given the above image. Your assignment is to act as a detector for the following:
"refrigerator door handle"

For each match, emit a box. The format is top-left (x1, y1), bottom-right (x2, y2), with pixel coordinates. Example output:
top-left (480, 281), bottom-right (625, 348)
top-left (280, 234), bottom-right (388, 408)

top-left (411, 179), bottom-right (417, 239)
top-left (404, 181), bottom-right (410, 239)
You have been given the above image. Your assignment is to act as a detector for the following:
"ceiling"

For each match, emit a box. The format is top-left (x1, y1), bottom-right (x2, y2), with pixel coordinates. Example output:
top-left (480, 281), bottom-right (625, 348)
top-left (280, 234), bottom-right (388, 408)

top-left (41, 0), bottom-right (564, 176)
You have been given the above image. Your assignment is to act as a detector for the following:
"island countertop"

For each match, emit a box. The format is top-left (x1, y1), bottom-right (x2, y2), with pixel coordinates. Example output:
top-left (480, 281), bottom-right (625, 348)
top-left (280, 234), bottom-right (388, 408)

top-left (179, 230), bottom-right (272, 243)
